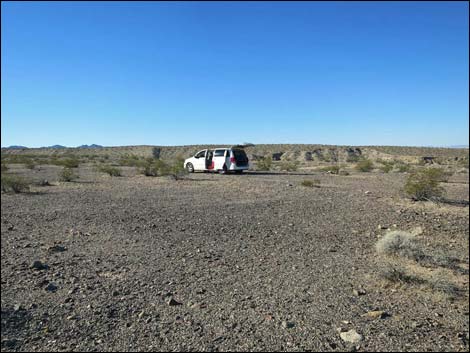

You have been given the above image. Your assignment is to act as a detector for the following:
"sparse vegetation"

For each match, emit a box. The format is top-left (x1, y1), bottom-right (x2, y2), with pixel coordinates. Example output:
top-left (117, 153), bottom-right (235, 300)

top-left (99, 165), bottom-right (122, 177)
top-left (165, 157), bottom-right (188, 180)
top-left (256, 156), bottom-right (272, 171)
top-left (376, 230), bottom-right (424, 261)
top-left (1, 163), bottom-right (8, 173)
top-left (355, 159), bottom-right (374, 172)
top-left (396, 162), bottom-right (412, 173)
top-left (301, 179), bottom-right (321, 188)
top-left (404, 169), bottom-right (445, 201)
top-left (1, 174), bottom-right (30, 193)
top-left (25, 160), bottom-right (36, 170)
top-left (320, 165), bottom-right (340, 174)
top-left (141, 159), bottom-right (168, 177)
top-left (59, 167), bottom-right (79, 182)
top-left (280, 160), bottom-right (299, 172)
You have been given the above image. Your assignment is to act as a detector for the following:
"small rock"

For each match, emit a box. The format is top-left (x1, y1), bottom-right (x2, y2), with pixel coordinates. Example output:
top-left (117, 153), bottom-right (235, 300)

top-left (365, 191), bottom-right (371, 195)
top-left (362, 310), bottom-right (388, 320)
top-left (353, 289), bottom-right (366, 296)
top-left (31, 260), bottom-right (48, 271)
top-left (340, 329), bottom-right (363, 343)
top-left (281, 321), bottom-right (295, 329)
top-left (7, 225), bottom-right (15, 231)
top-left (13, 304), bottom-right (22, 312)
top-left (48, 245), bottom-right (67, 253)
top-left (167, 297), bottom-right (182, 306)
top-left (45, 283), bottom-right (58, 292)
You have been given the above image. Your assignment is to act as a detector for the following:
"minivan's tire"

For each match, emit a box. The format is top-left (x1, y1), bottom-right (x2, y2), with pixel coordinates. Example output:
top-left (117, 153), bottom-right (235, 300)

top-left (186, 163), bottom-right (194, 173)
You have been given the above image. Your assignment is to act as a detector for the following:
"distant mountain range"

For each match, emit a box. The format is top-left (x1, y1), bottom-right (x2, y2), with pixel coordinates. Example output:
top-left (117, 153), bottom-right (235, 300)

top-left (2, 144), bottom-right (104, 149)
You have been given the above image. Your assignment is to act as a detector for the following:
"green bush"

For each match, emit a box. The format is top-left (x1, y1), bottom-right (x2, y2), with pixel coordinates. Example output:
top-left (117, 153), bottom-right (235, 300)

top-left (355, 159), bottom-right (374, 172)
top-left (377, 159), bottom-right (395, 173)
top-left (424, 167), bottom-right (451, 183)
top-left (165, 157), bottom-right (187, 180)
top-left (1, 163), bottom-right (8, 173)
top-left (404, 169), bottom-right (445, 201)
top-left (55, 158), bottom-right (80, 168)
top-left (99, 165), bottom-right (122, 177)
top-left (301, 179), bottom-right (321, 188)
top-left (59, 167), bottom-right (79, 182)
top-left (25, 160), bottom-right (36, 170)
top-left (141, 159), bottom-right (168, 177)
top-left (346, 155), bottom-right (361, 163)
top-left (280, 160), bottom-right (299, 172)
top-left (396, 163), bottom-right (412, 173)
top-left (1, 175), bottom-right (30, 193)
top-left (256, 156), bottom-right (272, 171)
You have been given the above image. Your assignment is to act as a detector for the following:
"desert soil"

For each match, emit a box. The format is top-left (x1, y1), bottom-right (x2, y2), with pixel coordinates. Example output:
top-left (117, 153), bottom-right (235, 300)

top-left (1, 164), bottom-right (469, 351)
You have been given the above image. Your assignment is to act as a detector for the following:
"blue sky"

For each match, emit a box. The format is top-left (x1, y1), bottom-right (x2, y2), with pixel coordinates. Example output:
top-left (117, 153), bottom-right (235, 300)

top-left (1, 1), bottom-right (469, 147)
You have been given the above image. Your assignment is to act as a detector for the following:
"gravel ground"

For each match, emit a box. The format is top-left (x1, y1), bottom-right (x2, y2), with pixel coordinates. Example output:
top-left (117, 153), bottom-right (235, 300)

top-left (1, 165), bottom-right (469, 351)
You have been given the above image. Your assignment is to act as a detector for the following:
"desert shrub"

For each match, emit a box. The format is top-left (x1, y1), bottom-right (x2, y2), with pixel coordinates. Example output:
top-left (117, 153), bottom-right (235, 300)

top-left (59, 167), bottom-right (78, 182)
top-left (377, 160), bottom-right (395, 173)
top-left (1, 163), bottom-right (8, 173)
top-left (355, 159), bottom-right (374, 172)
top-left (55, 158), bottom-right (80, 168)
top-left (141, 159), bottom-right (168, 177)
top-left (280, 160), bottom-right (299, 172)
top-left (320, 165), bottom-right (340, 174)
top-left (378, 263), bottom-right (424, 285)
top-left (376, 230), bottom-right (424, 261)
top-left (396, 163), bottom-right (412, 173)
top-left (457, 156), bottom-right (469, 169)
top-left (424, 167), bottom-right (451, 183)
top-left (301, 179), bottom-right (320, 188)
top-left (256, 156), bottom-right (272, 171)
top-left (338, 169), bottom-right (350, 176)
top-left (99, 165), bottom-right (121, 177)
top-left (346, 155), bottom-right (362, 163)
top-left (404, 169), bottom-right (445, 201)
top-left (1, 175), bottom-right (30, 193)
top-left (25, 160), bottom-right (36, 170)
top-left (164, 157), bottom-right (187, 180)
top-left (152, 147), bottom-right (161, 159)
top-left (119, 155), bottom-right (144, 167)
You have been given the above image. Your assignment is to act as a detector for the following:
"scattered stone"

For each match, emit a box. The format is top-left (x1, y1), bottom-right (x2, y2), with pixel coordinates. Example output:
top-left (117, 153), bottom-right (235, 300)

top-left (353, 289), bottom-right (366, 296)
top-left (365, 191), bottom-right (371, 195)
top-left (7, 225), bottom-right (15, 231)
top-left (31, 260), bottom-right (48, 271)
top-left (167, 297), bottom-right (182, 306)
top-left (45, 282), bottom-right (58, 292)
top-left (281, 321), bottom-right (295, 329)
top-left (48, 244), bottom-right (67, 253)
top-left (362, 310), bottom-right (388, 320)
top-left (13, 304), bottom-right (22, 312)
top-left (340, 329), bottom-right (363, 343)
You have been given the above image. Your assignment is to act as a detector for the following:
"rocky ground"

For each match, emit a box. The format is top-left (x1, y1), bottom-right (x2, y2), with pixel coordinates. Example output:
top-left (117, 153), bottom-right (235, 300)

top-left (1, 164), bottom-right (469, 352)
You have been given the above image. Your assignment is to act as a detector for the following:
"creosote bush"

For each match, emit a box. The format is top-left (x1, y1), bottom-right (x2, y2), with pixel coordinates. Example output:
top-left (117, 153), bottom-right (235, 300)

top-left (1, 175), bottom-right (30, 193)
top-left (99, 165), bottom-right (122, 177)
top-left (404, 169), bottom-right (445, 201)
top-left (59, 167), bottom-right (79, 182)
top-left (256, 156), bottom-right (272, 171)
top-left (355, 159), bottom-right (374, 172)
top-left (280, 160), bottom-right (299, 172)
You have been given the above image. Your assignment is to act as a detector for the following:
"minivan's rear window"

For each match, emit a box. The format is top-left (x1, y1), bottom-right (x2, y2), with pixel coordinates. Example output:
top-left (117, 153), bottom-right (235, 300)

top-left (233, 149), bottom-right (248, 162)
top-left (214, 149), bottom-right (226, 157)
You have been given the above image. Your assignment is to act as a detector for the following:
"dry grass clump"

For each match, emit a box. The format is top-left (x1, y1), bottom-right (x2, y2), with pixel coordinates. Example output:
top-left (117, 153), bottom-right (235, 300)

top-left (98, 165), bottom-right (122, 177)
top-left (376, 230), bottom-right (424, 261)
top-left (355, 159), bottom-right (374, 172)
top-left (59, 167), bottom-right (79, 182)
top-left (301, 179), bottom-right (321, 188)
top-left (256, 156), bottom-right (272, 171)
top-left (1, 174), bottom-right (30, 193)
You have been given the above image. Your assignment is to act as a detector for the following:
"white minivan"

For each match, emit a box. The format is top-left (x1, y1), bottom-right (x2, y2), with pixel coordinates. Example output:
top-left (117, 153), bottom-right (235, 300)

top-left (184, 146), bottom-right (249, 174)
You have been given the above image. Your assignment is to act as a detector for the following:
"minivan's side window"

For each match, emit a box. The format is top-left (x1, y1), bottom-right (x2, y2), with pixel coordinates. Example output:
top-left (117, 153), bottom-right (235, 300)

top-left (214, 149), bottom-right (225, 157)
top-left (195, 150), bottom-right (206, 158)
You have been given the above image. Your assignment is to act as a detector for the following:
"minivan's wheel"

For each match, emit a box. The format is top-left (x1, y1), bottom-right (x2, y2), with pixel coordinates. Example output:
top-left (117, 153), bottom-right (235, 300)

top-left (186, 163), bottom-right (194, 173)
top-left (219, 165), bottom-right (227, 174)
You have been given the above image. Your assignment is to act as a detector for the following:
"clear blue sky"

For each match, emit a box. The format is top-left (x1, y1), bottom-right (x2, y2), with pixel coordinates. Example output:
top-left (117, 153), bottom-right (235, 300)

top-left (1, 1), bottom-right (469, 147)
